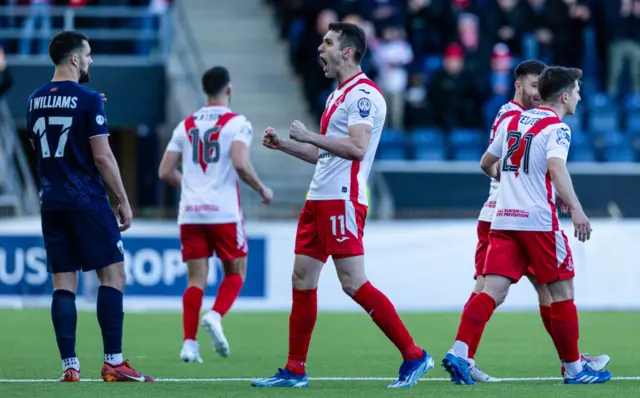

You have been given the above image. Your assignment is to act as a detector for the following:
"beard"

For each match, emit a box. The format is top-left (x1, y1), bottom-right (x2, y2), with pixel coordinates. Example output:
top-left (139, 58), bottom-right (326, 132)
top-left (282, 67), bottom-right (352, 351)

top-left (78, 66), bottom-right (90, 84)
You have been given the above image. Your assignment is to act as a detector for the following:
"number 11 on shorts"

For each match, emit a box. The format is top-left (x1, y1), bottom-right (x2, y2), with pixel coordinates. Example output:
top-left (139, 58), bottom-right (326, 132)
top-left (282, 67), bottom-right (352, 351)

top-left (330, 215), bottom-right (345, 236)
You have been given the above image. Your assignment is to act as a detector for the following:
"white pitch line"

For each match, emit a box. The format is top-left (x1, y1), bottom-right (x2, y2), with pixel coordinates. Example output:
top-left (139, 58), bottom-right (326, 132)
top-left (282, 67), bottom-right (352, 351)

top-left (0, 376), bottom-right (639, 383)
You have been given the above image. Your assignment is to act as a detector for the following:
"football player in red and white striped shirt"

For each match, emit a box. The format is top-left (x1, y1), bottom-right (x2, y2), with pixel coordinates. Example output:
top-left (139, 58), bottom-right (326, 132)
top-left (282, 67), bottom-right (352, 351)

top-left (444, 66), bottom-right (612, 385)
top-left (251, 22), bottom-right (433, 389)
top-left (159, 66), bottom-right (272, 363)
top-left (467, 61), bottom-right (609, 382)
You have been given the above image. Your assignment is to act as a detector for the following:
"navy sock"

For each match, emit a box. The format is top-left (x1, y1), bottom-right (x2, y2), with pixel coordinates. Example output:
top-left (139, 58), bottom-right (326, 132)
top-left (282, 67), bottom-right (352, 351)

top-left (51, 289), bottom-right (77, 360)
top-left (97, 286), bottom-right (124, 356)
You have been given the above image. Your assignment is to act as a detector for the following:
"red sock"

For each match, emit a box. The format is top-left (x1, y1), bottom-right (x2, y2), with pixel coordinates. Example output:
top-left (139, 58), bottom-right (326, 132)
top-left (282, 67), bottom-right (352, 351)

top-left (540, 305), bottom-right (563, 360)
top-left (182, 286), bottom-right (204, 340)
top-left (285, 288), bottom-right (318, 375)
top-left (455, 292), bottom-right (496, 347)
top-left (464, 292), bottom-right (478, 310)
top-left (550, 299), bottom-right (580, 363)
top-left (212, 273), bottom-right (244, 317)
top-left (464, 293), bottom-right (482, 359)
top-left (353, 281), bottom-right (423, 361)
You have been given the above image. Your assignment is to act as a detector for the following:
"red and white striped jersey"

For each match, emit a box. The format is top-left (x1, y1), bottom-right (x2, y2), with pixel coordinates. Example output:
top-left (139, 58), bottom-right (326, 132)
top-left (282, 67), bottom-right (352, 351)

top-left (478, 100), bottom-right (525, 222)
top-left (307, 72), bottom-right (386, 206)
top-left (165, 105), bottom-right (253, 224)
top-left (488, 107), bottom-right (571, 231)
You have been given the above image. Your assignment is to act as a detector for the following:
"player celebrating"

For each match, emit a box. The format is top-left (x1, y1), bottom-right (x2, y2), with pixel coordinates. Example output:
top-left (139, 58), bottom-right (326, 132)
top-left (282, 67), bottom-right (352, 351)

top-left (158, 66), bottom-right (273, 363)
top-left (28, 31), bottom-right (152, 382)
top-left (442, 66), bottom-right (612, 385)
top-left (251, 22), bottom-right (433, 389)
top-left (466, 60), bottom-right (609, 382)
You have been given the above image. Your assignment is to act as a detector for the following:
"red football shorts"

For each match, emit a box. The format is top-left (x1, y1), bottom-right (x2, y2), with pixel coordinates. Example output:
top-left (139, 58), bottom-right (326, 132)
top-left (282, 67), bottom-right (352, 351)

top-left (475, 221), bottom-right (536, 279)
top-left (179, 222), bottom-right (248, 262)
top-left (474, 221), bottom-right (491, 279)
top-left (483, 229), bottom-right (574, 285)
top-left (294, 199), bottom-right (368, 263)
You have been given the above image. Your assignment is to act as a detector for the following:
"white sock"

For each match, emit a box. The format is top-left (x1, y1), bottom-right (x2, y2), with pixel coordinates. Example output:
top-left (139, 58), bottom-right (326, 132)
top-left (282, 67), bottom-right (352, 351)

top-left (466, 358), bottom-right (476, 367)
top-left (565, 359), bottom-right (583, 377)
top-left (104, 353), bottom-right (123, 366)
top-left (452, 341), bottom-right (469, 360)
top-left (62, 357), bottom-right (80, 372)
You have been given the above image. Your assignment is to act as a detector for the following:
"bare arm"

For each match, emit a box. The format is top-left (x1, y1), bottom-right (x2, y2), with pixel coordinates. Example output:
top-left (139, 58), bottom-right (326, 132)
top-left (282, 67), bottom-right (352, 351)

top-left (480, 152), bottom-right (501, 179)
top-left (90, 136), bottom-right (129, 204)
top-left (278, 140), bottom-right (319, 164)
top-left (231, 141), bottom-right (267, 194)
top-left (548, 157), bottom-right (581, 211)
top-left (301, 124), bottom-right (371, 162)
top-left (158, 150), bottom-right (182, 188)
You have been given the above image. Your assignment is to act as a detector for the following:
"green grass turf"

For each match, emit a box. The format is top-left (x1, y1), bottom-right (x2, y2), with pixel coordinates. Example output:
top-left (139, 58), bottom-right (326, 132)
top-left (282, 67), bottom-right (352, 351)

top-left (0, 309), bottom-right (637, 397)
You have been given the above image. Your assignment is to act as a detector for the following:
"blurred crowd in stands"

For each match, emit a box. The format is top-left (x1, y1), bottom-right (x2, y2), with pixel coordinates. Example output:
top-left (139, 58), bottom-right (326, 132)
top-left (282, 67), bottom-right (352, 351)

top-left (265, 0), bottom-right (640, 162)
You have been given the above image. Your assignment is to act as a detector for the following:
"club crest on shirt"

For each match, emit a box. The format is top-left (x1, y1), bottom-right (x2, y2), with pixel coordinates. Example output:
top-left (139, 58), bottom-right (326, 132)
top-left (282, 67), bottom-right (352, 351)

top-left (555, 127), bottom-right (571, 149)
top-left (357, 97), bottom-right (371, 117)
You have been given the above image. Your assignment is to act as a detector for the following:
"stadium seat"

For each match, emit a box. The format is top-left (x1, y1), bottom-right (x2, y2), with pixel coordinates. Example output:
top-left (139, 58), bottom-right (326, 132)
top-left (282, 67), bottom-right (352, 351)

top-left (422, 55), bottom-right (443, 75)
top-left (568, 131), bottom-right (596, 161)
top-left (483, 95), bottom-right (508, 132)
top-left (449, 128), bottom-right (484, 161)
top-left (522, 33), bottom-right (538, 61)
top-left (587, 93), bottom-right (620, 133)
top-left (411, 128), bottom-right (446, 160)
top-left (624, 94), bottom-right (640, 134)
top-left (601, 130), bottom-right (636, 162)
top-left (377, 129), bottom-right (408, 160)
top-left (563, 108), bottom-right (584, 132)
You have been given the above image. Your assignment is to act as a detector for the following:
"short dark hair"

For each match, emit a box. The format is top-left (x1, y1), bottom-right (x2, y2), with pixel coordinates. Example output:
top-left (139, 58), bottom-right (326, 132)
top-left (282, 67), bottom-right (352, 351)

top-left (49, 31), bottom-right (88, 66)
top-left (514, 60), bottom-right (547, 80)
top-left (202, 66), bottom-right (231, 97)
top-left (328, 22), bottom-right (366, 62)
top-left (538, 66), bottom-right (583, 103)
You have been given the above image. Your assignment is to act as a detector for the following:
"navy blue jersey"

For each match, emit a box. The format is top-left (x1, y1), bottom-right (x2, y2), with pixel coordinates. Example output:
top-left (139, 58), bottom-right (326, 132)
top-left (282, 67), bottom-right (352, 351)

top-left (27, 81), bottom-right (110, 210)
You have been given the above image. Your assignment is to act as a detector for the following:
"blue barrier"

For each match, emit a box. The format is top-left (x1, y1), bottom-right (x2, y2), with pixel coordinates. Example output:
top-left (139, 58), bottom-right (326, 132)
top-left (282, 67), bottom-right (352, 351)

top-left (0, 235), bottom-right (267, 298)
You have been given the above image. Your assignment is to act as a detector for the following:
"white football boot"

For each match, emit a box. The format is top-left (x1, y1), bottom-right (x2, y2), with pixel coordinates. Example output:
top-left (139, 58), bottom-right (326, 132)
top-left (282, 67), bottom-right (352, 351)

top-left (201, 310), bottom-right (230, 357)
top-left (180, 339), bottom-right (203, 363)
top-left (467, 359), bottom-right (502, 382)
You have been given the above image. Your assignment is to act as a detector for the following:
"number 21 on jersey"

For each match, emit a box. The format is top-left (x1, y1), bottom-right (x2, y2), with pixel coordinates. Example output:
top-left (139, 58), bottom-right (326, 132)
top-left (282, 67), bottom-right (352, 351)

top-left (32, 116), bottom-right (73, 158)
top-left (502, 131), bottom-right (533, 174)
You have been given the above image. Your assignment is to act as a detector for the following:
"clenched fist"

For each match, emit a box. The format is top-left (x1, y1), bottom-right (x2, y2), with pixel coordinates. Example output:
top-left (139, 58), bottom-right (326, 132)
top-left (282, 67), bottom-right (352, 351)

top-left (263, 127), bottom-right (282, 149)
top-left (289, 120), bottom-right (311, 143)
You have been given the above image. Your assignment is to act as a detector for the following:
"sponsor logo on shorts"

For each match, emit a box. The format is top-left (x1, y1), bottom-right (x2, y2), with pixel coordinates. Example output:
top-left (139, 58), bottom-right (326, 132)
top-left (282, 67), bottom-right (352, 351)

top-left (117, 240), bottom-right (124, 254)
top-left (336, 237), bottom-right (349, 242)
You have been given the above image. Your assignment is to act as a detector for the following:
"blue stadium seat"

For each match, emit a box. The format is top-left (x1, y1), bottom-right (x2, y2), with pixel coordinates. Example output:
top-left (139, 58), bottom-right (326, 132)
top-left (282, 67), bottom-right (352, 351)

top-left (449, 128), bottom-right (484, 161)
top-left (587, 93), bottom-right (620, 133)
top-left (288, 19), bottom-right (305, 65)
top-left (483, 95), bottom-right (508, 132)
top-left (522, 34), bottom-right (539, 63)
top-left (568, 131), bottom-right (596, 162)
top-left (624, 94), bottom-right (640, 134)
top-left (411, 128), bottom-right (446, 160)
top-left (377, 129), bottom-right (407, 160)
top-left (422, 55), bottom-right (443, 75)
top-left (601, 130), bottom-right (636, 162)
top-left (563, 109), bottom-right (584, 132)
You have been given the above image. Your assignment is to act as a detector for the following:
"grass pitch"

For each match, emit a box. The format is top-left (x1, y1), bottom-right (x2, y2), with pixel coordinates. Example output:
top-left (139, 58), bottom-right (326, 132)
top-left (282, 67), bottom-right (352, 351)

top-left (0, 309), bottom-right (638, 397)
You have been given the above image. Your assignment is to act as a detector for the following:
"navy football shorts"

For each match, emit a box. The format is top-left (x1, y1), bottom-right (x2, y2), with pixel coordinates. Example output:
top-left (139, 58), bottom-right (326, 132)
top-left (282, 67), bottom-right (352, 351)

top-left (41, 206), bottom-right (124, 273)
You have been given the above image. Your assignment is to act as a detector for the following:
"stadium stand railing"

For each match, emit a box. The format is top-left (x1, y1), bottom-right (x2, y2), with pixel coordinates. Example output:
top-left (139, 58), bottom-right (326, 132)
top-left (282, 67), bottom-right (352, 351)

top-left (0, 5), bottom-right (171, 63)
top-left (0, 98), bottom-right (38, 217)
